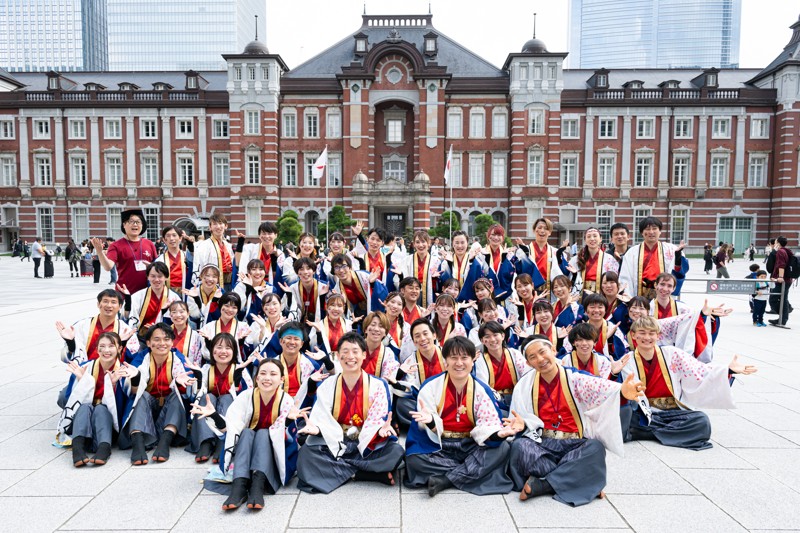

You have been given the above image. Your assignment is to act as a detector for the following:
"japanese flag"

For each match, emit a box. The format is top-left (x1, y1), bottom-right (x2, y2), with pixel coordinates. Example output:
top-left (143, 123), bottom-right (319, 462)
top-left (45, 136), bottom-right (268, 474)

top-left (444, 144), bottom-right (453, 185)
top-left (312, 147), bottom-right (328, 181)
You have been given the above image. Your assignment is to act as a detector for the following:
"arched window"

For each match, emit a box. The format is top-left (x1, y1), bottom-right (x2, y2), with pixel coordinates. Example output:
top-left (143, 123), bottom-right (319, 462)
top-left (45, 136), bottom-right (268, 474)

top-left (468, 210), bottom-right (481, 236)
top-left (305, 211), bottom-right (320, 236)
top-left (491, 211), bottom-right (506, 230)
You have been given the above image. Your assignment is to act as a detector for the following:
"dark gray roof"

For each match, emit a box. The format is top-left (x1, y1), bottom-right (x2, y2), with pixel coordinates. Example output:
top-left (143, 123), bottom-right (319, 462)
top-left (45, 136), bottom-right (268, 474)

top-left (0, 67), bottom-right (24, 88)
top-left (8, 71), bottom-right (228, 91)
top-left (749, 18), bottom-right (800, 84)
top-left (563, 68), bottom-right (762, 90)
top-left (285, 17), bottom-right (505, 79)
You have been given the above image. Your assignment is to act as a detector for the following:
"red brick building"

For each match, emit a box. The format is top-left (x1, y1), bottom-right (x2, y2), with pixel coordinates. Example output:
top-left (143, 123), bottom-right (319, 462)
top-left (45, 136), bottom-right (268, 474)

top-left (1, 13), bottom-right (799, 252)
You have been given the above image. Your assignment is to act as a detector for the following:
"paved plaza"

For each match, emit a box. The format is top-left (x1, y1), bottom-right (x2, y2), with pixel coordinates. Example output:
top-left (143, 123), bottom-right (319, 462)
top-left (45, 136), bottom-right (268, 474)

top-left (0, 254), bottom-right (798, 533)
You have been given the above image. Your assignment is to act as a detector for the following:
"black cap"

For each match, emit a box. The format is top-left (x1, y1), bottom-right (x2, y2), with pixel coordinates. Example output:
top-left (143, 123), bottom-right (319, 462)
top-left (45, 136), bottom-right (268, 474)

top-left (120, 208), bottom-right (148, 234)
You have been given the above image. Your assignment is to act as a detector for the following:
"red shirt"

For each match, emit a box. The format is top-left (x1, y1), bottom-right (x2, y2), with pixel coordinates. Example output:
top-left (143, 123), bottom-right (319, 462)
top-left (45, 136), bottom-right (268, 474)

top-left (537, 375), bottom-right (579, 433)
top-left (642, 243), bottom-right (661, 283)
top-left (553, 301), bottom-right (564, 320)
top-left (584, 252), bottom-right (599, 281)
top-left (93, 365), bottom-right (108, 403)
top-left (148, 360), bottom-right (172, 399)
top-left (106, 238), bottom-right (157, 294)
top-left (141, 290), bottom-right (163, 330)
top-left (416, 254), bottom-right (427, 284)
top-left (491, 247), bottom-right (501, 272)
top-left (218, 319), bottom-right (233, 334)
top-left (300, 283), bottom-right (316, 317)
top-left (403, 306), bottom-right (420, 324)
top-left (327, 319), bottom-right (344, 353)
top-left (87, 318), bottom-right (115, 361)
top-left (259, 248), bottom-right (272, 276)
top-left (657, 302), bottom-right (674, 319)
top-left (215, 238), bottom-right (232, 274)
top-left (362, 346), bottom-right (381, 376)
top-left (575, 354), bottom-right (596, 375)
top-left (490, 354), bottom-right (514, 391)
top-left (167, 251), bottom-right (183, 290)
top-left (421, 352), bottom-right (443, 379)
top-left (336, 375), bottom-right (365, 426)
top-left (286, 360), bottom-right (300, 397)
top-left (441, 379), bottom-right (474, 433)
top-left (641, 356), bottom-right (672, 399)
top-left (342, 279), bottom-right (366, 305)
top-left (367, 253), bottom-right (384, 275)
top-left (255, 392), bottom-right (277, 430)
top-left (533, 243), bottom-right (549, 280)
top-left (211, 364), bottom-right (232, 397)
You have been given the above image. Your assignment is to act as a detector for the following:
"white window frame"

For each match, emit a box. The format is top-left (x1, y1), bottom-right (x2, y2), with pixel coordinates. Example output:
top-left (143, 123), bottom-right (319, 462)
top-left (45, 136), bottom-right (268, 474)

top-left (560, 154), bottom-right (578, 187)
top-left (597, 154), bottom-right (616, 187)
top-left (386, 119), bottom-right (403, 143)
top-left (468, 153), bottom-right (484, 187)
top-left (710, 155), bottom-right (729, 187)
top-left (469, 108), bottom-right (485, 139)
top-left (70, 155), bottom-right (87, 186)
top-left (491, 108), bottom-right (507, 138)
top-left (561, 118), bottom-right (579, 139)
top-left (234, 66), bottom-right (242, 81)
top-left (596, 208), bottom-right (614, 242)
top-left (37, 206), bottom-right (54, 242)
top-left (491, 154), bottom-right (507, 187)
top-left (33, 119), bottom-right (51, 139)
top-left (672, 154), bottom-right (691, 187)
top-left (634, 154), bottom-right (653, 187)
top-left (328, 154), bottom-right (341, 187)
top-left (246, 153), bottom-right (260, 184)
top-left (750, 116), bottom-right (769, 139)
top-left (0, 119), bottom-right (15, 139)
top-left (176, 118), bottom-right (193, 139)
top-left (527, 150), bottom-right (543, 185)
top-left (72, 206), bottom-right (90, 243)
top-left (283, 155), bottom-right (297, 186)
top-left (384, 160), bottom-right (406, 182)
top-left (245, 110), bottom-right (260, 135)
top-left (212, 118), bottom-right (229, 139)
top-left (282, 110), bottom-right (297, 138)
top-left (105, 155), bottom-right (123, 187)
top-left (632, 207), bottom-right (652, 244)
top-left (35, 154), bottom-right (52, 186)
top-left (748, 154), bottom-right (767, 188)
top-left (68, 118), bottom-right (86, 140)
top-left (712, 116), bottom-right (731, 139)
top-left (528, 109), bottom-right (544, 135)
top-left (177, 154), bottom-right (194, 186)
top-left (104, 118), bottom-right (121, 139)
top-left (142, 207), bottom-right (160, 241)
top-left (1, 154), bottom-right (17, 186)
top-left (212, 154), bottom-right (230, 186)
top-left (598, 117), bottom-right (617, 139)
top-left (305, 156), bottom-right (318, 186)
top-left (141, 154), bottom-right (159, 186)
top-left (670, 208), bottom-right (688, 245)
top-left (674, 117), bottom-right (692, 139)
top-left (140, 118), bottom-right (158, 139)
top-left (636, 117), bottom-right (655, 139)
top-left (107, 206), bottom-right (122, 238)
top-left (304, 109), bottom-right (319, 138)
top-left (447, 108), bottom-right (463, 138)
top-left (449, 152), bottom-right (462, 187)
top-left (246, 205), bottom-right (260, 236)
top-left (326, 109), bottom-right (341, 138)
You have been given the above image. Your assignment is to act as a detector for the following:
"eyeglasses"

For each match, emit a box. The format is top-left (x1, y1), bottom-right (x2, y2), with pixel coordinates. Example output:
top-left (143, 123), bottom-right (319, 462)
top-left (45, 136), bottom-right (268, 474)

top-left (126, 219), bottom-right (143, 226)
top-left (333, 265), bottom-right (349, 272)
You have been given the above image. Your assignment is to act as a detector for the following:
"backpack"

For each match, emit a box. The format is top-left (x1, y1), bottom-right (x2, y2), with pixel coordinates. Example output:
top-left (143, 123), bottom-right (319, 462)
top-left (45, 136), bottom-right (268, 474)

top-left (786, 251), bottom-right (800, 279)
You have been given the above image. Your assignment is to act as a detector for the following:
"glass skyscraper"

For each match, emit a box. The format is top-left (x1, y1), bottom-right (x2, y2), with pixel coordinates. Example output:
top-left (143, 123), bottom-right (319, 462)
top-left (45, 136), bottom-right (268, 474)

top-left (568, 0), bottom-right (741, 69)
top-left (107, 0), bottom-right (266, 71)
top-left (0, 0), bottom-right (108, 72)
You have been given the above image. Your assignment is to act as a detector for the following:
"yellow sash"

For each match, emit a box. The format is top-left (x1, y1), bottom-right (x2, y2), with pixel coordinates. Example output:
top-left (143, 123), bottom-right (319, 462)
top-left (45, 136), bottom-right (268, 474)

top-left (215, 318), bottom-right (238, 336)
top-left (436, 374), bottom-right (476, 425)
top-left (138, 287), bottom-right (170, 334)
top-left (570, 350), bottom-right (600, 377)
top-left (532, 366), bottom-right (584, 438)
top-left (200, 287), bottom-right (216, 306)
top-left (332, 372), bottom-right (371, 423)
top-left (416, 346), bottom-right (444, 383)
top-left (248, 388), bottom-right (283, 429)
top-left (92, 360), bottom-right (120, 404)
top-left (163, 250), bottom-right (185, 290)
top-left (534, 323), bottom-right (558, 346)
top-left (453, 254), bottom-right (469, 285)
top-left (482, 348), bottom-right (519, 389)
top-left (436, 319), bottom-right (454, 347)
top-left (147, 351), bottom-right (174, 391)
top-left (173, 325), bottom-right (194, 356)
top-left (634, 346), bottom-right (686, 408)
top-left (345, 271), bottom-right (368, 312)
top-left (86, 315), bottom-right (120, 354)
top-left (413, 252), bottom-right (431, 305)
top-left (300, 280), bottom-right (319, 318)
top-left (637, 241), bottom-right (665, 296)
top-left (280, 354), bottom-right (303, 394)
top-left (366, 344), bottom-right (387, 378)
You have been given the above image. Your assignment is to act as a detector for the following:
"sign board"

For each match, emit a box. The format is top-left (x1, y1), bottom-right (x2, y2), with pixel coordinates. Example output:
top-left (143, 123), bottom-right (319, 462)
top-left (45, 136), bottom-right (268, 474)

top-left (706, 280), bottom-right (758, 294)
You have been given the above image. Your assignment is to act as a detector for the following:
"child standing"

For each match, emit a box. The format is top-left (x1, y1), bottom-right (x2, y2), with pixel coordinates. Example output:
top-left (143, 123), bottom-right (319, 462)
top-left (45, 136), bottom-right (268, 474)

top-left (753, 270), bottom-right (770, 327)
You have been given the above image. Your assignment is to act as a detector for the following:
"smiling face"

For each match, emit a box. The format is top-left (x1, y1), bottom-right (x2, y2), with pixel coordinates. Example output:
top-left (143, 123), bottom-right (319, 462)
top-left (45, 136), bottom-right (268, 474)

top-left (515, 279), bottom-right (533, 301)
top-left (444, 283), bottom-right (460, 299)
top-left (552, 281), bottom-right (570, 301)
top-left (279, 333), bottom-right (302, 355)
top-left (435, 301), bottom-right (454, 323)
top-left (255, 360), bottom-right (283, 395)
top-left (474, 285), bottom-right (491, 301)
top-left (642, 224), bottom-right (661, 246)
top-left (299, 236), bottom-right (315, 256)
top-left (220, 302), bottom-right (238, 321)
top-left (534, 308), bottom-right (553, 328)
top-left (488, 230), bottom-right (504, 248)
top-left (452, 234), bottom-right (468, 256)
top-left (411, 323), bottom-right (435, 353)
top-left (611, 227), bottom-right (629, 248)
top-left (384, 294), bottom-right (403, 317)
top-left (584, 230), bottom-right (601, 249)
top-left (297, 264), bottom-right (315, 284)
top-left (329, 238), bottom-right (345, 254)
top-left (147, 269), bottom-right (167, 292)
top-left (585, 303), bottom-right (606, 321)
top-left (201, 269), bottom-right (219, 289)
top-left (123, 215), bottom-right (143, 238)
top-left (601, 278), bottom-right (619, 298)
top-left (163, 228), bottom-right (182, 250)
top-left (327, 299), bottom-right (345, 319)
top-left (338, 339), bottom-right (366, 375)
top-left (481, 330), bottom-right (504, 354)
top-left (259, 230), bottom-right (276, 247)
top-left (96, 337), bottom-right (119, 365)
top-left (444, 348), bottom-right (476, 380)
top-left (656, 277), bottom-right (675, 299)
top-left (414, 237), bottom-right (429, 254)
top-left (97, 295), bottom-right (121, 319)
top-left (364, 317), bottom-right (387, 343)
top-left (524, 340), bottom-right (558, 374)
top-left (479, 306), bottom-right (498, 323)
top-left (632, 327), bottom-right (658, 350)
top-left (573, 336), bottom-right (594, 356)
top-left (262, 296), bottom-right (281, 318)
top-left (367, 232), bottom-right (383, 253)
top-left (146, 329), bottom-right (172, 357)
top-left (249, 266), bottom-right (266, 285)
top-left (534, 221), bottom-right (551, 240)
top-left (400, 284), bottom-right (421, 305)
top-left (333, 262), bottom-right (350, 282)
top-left (209, 220), bottom-right (227, 239)
top-left (170, 303), bottom-right (188, 328)
top-left (212, 338), bottom-right (235, 366)
top-left (628, 304), bottom-right (648, 321)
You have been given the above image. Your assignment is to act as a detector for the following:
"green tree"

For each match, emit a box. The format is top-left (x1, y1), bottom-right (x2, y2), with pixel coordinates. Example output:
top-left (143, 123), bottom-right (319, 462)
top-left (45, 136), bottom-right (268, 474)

top-left (474, 214), bottom-right (497, 245)
top-left (429, 211), bottom-right (461, 240)
top-left (316, 205), bottom-right (356, 242)
top-left (276, 210), bottom-right (302, 245)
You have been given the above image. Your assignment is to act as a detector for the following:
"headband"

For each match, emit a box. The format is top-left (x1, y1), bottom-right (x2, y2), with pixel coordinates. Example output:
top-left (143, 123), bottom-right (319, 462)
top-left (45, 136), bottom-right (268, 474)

top-left (280, 328), bottom-right (304, 340)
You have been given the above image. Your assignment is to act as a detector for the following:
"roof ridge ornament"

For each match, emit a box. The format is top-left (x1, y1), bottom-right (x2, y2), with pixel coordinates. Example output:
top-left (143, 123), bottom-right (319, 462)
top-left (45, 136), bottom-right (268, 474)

top-left (388, 27), bottom-right (401, 42)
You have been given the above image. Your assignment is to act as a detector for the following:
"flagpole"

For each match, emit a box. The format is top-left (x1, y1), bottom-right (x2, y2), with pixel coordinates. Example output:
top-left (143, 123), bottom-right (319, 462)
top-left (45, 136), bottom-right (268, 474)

top-left (448, 145), bottom-right (453, 242)
top-left (324, 145), bottom-right (329, 246)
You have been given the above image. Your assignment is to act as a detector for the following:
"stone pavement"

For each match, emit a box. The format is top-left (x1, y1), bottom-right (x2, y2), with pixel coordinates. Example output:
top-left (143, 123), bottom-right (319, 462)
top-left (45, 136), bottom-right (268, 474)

top-left (1, 255), bottom-right (798, 533)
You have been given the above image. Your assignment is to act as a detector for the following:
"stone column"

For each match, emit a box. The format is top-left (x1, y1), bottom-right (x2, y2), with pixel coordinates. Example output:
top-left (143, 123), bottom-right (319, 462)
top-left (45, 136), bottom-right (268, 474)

top-left (658, 115), bottom-right (670, 197)
top-left (125, 117), bottom-right (136, 191)
top-left (582, 115), bottom-right (594, 195)
top-left (89, 117), bottom-right (101, 196)
top-left (620, 116), bottom-right (632, 197)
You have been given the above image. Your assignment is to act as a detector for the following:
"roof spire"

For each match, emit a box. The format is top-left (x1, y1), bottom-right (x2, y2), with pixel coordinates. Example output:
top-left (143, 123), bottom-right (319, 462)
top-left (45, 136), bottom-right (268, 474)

top-left (254, 14), bottom-right (258, 40)
top-left (363, 2), bottom-right (366, 15)
top-left (428, 2), bottom-right (432, 15)
top-left (533, 12), bottom-right (537, 38)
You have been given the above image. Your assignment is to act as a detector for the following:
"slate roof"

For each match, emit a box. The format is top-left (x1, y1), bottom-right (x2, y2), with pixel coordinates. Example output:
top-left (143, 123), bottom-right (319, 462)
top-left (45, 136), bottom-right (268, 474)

top-left (284, 16), bottom-right (506, 79)
top-left (7, 71), bottom-right (228, 91)
top-left (563, 68), bottom-right (762, 90)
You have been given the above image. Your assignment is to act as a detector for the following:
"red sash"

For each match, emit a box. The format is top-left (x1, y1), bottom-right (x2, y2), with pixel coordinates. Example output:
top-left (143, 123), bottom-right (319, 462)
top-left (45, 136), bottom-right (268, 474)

top-left (259, 247), bottom-right (272, 274)
top-left (642, 244), bottom-right (661, 284)
top-left (142, 290), bottom-right (163, 329)
top-left (286, 360), bottom-right (300, 397)
top-left (491, 247), bottom-right (501, 273)
top-left (533, 243), bottom-right (549, 284)
top-left (640, 355), bottom-right (672, 399)
top-left (342, 279), bottom-right (365, 305)
top-left (256, 392), bottom-right (277, 429)
top-left (363, 346), bottom-right (381, 376)
top-left (336, 374), bottom-right (365, 426)
top-left (584, 253), bottom-right (599, 282)
top-left (215, 238), bottom-right (232, 274)
top-left (490, 354), bottom-right (514, 391)
top-left (327, 318), bottom-right (345, 352)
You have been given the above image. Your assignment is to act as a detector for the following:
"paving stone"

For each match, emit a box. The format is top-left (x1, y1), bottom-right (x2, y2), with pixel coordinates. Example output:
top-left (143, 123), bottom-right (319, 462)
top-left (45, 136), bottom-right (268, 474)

top-left (729, 448), bottom-right (800, 492)
top-left (677, 469), bottom-right (800, 530)
top-left (775, 431), bottom-right (800, 446)
top-left (504, 491), bottom-right (626, 529)
top-left (0, 381), bottom-right (61, 409)
top-left (704, 412), bottom-right (798, 449)
top-left (734, 402), bottom-right (800, 432)
top-left (0, 387), bottom-right (62, 416)
top-left (0, 469), bottom-right (33, 492)
top-left (0, 415), bottom-right (53, 442)
top-left (172, 494), bottom-right (295, 532)
top-left (291, 481), bottom-right (400, 529)
top-left (0, 429), bottom-right (65, 469)
top-left (606, 443), bottom-right (697, 495)
top-left (61, 468), bottom-right (202, 530)
top-left (0, 496), bottom-right (90, 533)
top-left (754, 391), bottom-right (800, 414)
top-left (637, 440), bottom-right (756, 470)
top-left (403, 493), bottom-right (515, 533)
top-left (607, 494), bottom-right (746, 533)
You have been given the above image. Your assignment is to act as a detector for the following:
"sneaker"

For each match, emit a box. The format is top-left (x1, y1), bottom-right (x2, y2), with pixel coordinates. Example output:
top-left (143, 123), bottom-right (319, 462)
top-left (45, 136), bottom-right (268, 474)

top-left (758, 322), bottom-right (767, 327)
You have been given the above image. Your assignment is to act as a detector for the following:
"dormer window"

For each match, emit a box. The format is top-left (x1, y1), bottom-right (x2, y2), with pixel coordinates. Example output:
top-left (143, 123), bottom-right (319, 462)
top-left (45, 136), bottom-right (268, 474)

top-left (596, 74), bottom-right (608, 88)
top-left (706, 73), bottom-right (717, 87)
top-left (354, 32), bottom-right (368, 55)
top-left (591, 68), bottom-right (610, 89)
top-left (47, 75), bottom-right (59, 90)
top-left (85, 83), bottom-right (97, 91)
top-left (424, 31), bottom-right (438, 57)
top-left (154, 83), bottom-right (167, 91)
top-left (661, 80), bottom-right (680, 89)
top-left (624, 80), bottom-right (643, 89)
top-left (187, 76), bottom-right (197, 89)
top-left (120, 83), bottom-right (133, 91)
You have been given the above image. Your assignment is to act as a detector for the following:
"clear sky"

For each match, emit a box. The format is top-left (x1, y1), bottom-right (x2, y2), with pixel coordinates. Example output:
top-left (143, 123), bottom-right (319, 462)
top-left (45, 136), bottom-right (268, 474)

top-left (266, 0), bottom-right (798, 71)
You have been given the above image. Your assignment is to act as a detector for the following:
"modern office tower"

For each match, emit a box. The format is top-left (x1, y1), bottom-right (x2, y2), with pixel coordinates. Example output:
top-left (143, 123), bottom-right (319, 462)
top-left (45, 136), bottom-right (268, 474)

top-left (0, 0), bottom-right (108, 72)
top-left (107, 0), bottom-right (266, 71)
top-left (568, 0), bottom-right (741, 68)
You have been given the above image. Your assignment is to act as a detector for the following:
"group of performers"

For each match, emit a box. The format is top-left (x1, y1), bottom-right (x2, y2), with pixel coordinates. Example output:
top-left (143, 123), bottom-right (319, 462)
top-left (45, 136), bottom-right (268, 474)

top-left (53, 208), bottom-right (757, 510)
